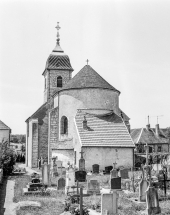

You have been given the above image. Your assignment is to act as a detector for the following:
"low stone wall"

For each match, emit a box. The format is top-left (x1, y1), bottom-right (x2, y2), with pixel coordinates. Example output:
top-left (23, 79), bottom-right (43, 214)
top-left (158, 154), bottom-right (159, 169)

top-left (0, 168), bottom-right (3, 183)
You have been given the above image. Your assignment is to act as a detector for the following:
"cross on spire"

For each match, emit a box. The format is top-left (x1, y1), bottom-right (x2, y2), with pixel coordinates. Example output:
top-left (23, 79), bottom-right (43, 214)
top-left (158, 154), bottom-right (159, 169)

top-left (86, 59), bottom-right (89, 65)
top-left (55, 22), bottom-right (61, 45)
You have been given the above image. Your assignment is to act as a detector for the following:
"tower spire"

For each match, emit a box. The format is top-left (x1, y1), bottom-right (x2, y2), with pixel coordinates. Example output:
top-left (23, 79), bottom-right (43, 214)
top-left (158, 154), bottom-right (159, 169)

top-left (55, 22), bottom-right (61, 45)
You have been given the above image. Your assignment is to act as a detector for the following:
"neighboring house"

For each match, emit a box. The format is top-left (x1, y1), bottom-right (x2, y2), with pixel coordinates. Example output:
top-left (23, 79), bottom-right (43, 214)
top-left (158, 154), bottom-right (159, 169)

top-left (25, 24), bottom-right (135, 169)
top-left (0, 120), bottom-right (11, 144)
top-left (131, 123), bottom-right (170, 155)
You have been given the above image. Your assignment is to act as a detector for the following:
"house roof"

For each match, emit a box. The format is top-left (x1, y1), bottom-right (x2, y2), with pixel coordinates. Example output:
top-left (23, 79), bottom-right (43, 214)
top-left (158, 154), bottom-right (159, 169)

top-left (0, 120), bottom-right (10, 130)
top-left (56, 65), bottom-right (120, 94)
top-left (25, 103), bottom-right (48, 124)
top-left (42, 44), bottom-right (73, 75)
top-left (131, 127), bottom-right (169, 144)
top-left (75, 109), bottom-right (134, 147)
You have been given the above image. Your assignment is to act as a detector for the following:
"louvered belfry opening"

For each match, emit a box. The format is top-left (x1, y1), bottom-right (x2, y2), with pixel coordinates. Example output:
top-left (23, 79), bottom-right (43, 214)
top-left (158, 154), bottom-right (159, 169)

top-left (57, 76), bottom-right (62, 87)
top-left (61, 116), bottom-right (68, 135)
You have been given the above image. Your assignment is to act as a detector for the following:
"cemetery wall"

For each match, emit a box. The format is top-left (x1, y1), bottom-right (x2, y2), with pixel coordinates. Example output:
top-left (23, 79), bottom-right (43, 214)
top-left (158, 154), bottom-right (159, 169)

top-left (49, 107), bottom-right (59, 163)
top-left (52, 149), bottom-right (74, 167)
top-left (83, 147), bottom-right (133, 170)
top-left (57, 88), bottom-right (119, 140)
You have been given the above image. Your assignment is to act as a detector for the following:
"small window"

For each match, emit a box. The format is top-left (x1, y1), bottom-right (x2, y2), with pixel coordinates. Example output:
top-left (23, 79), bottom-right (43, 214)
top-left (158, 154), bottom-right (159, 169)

top-left (157, 146), bottom-right (162, 152)
top-left (61, 116), bottom-right (68, 134)
top-left (57, 76), bottom-right (62, 87)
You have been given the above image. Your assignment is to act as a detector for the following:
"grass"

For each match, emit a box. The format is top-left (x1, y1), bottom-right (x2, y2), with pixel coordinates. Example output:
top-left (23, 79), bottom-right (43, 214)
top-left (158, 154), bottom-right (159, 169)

top-left (9, 174), bottom-right (65, 215)
top-left (9, 171), bottom-right (170, 215)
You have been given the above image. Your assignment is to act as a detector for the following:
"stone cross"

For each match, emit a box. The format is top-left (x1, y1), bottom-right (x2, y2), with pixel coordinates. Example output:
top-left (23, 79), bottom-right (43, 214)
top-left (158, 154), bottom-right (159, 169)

top-left (80, 151), bottom-right (84, 159)
top-left (113, 161), bottom-right (117, 169)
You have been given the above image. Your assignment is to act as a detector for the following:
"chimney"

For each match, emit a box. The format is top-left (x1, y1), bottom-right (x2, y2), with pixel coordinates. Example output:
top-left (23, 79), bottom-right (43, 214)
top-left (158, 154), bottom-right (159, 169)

top-left (146, 124), bottom-right (150, 131)
top-left (155, 124), bottom-right (160, 136)
top-left (83, 116), bottom-right (87, 129)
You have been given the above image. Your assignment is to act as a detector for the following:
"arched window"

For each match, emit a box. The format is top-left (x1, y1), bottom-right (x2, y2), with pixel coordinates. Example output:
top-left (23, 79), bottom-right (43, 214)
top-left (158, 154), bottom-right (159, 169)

top-left (57, 76), bottom-right (62, 87)
top-left (61, 116), bottom-right (68, 135)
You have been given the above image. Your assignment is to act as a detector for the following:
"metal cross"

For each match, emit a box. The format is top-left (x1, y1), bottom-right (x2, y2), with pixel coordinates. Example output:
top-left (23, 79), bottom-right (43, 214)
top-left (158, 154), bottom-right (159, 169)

top-left (55, 22), bottom-right (61, 44)
top-left (86, 59), bottom-right (89, 65)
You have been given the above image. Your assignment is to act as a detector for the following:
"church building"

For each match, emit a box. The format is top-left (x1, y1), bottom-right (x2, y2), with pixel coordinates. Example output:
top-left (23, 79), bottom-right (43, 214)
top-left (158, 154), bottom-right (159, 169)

top-left (26, 23), bottom-right (135, 171)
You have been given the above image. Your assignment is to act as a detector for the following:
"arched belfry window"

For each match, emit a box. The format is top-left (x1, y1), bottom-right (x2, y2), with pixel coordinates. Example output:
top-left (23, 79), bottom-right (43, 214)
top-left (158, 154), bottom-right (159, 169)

top-left (57, 76), bottom-right (62, 87)
top-left (61, 116), bottom-right (68, 135)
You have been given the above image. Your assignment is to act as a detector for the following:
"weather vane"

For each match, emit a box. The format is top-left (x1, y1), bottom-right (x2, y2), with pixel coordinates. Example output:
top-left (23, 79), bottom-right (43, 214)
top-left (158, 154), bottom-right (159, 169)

top-left (55, 22), bottom-right (61, 45)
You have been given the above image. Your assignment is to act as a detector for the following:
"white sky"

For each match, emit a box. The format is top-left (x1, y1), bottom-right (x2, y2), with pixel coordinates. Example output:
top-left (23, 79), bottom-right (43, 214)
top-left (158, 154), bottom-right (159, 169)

top-left (0, 0), bottom-right (170, 134)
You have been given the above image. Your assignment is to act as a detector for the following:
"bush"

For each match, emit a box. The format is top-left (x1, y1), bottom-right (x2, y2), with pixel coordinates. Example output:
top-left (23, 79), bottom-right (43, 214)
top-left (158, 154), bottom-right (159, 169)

top-left (0, 140), bottom-right (16, 175)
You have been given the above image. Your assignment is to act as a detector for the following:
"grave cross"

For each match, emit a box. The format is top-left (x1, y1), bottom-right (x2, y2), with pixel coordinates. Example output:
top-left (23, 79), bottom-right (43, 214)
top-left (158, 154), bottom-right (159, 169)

top-left (80, 151), bottom-right (84, 159)
top-left (113, 161), bottom-right (117, 169)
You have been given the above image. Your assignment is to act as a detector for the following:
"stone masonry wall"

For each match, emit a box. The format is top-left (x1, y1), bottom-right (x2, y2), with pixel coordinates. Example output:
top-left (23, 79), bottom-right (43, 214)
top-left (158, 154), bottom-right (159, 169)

top-left (49, 107), bottom-right (59, 163)
top-left (38, 114), bottom-right (48, 161)
top-left (32, 122), bottom-right (38, 168)
top-left (48, 70), bottom-right (72, 102)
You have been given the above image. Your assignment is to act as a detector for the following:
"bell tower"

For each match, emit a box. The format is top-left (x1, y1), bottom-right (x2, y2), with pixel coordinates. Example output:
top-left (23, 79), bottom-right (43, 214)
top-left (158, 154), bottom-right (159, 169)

top-left (42, 22), bottom-right (74, 103)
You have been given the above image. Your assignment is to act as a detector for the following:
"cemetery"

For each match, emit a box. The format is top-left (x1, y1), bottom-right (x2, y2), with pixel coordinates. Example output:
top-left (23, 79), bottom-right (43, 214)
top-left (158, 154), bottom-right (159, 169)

top-left (8, 152), bottom-right (170, 215)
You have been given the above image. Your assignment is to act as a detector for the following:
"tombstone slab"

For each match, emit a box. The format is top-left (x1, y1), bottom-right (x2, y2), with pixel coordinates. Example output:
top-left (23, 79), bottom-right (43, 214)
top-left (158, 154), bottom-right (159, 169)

top-left (42, 163), bottom-right (50, 186)
top-left (101, 192), bottom-right (119, 215)
top-left (58, 178), bottom-right (65, 190)
top-left (92, 164), bottom-right (99, 174)
top-left (120, 168), bottom-right (129, 179)
top-left (87, 179), bottom-right (100, 195)
top-left (146, 186), bottom-right (161, 215)
top-left (110, 169), bottom-right (118, 178)
top-left (75, 170), bottom-right (87, 182)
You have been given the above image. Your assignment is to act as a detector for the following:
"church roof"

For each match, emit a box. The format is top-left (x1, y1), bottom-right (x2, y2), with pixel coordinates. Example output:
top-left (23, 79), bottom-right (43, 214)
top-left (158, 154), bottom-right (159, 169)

top-left (75, 109), bottom-right (134, 147)
top-left (58, 65), bottom-right (120, 93)
top-left (0, 120), bottom-right (11, 130)
top-left (42, 44), bottom-right (73, 75)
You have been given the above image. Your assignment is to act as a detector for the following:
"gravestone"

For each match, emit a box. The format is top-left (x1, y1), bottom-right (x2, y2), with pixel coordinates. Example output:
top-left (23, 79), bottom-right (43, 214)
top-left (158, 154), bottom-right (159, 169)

top-left (139, 169), bottom-right (149, 202)
top-left (58, 178), bottom-right (65, 190)
top-left (75, 170), bottom-right (87, 182)
top-left (111, 177), bottom-right (121, 190)
top-left (87, 179), bottom-right (100, 194)
top-left (42, 163), bottom-right (50, 186)
top-left (92, 164), bottom-right (99, 174)
top-left (105, 166), bottom-right (113, 174)
top-left (66, 167), bottom-right (75, 187)
top-left (110, 169), bottom-right (118, 178)
top-left (27, 182), bottom-right (43, 191)
top-left (101, 192), bottom-right (119, 215)
top-left (32, 178), bottom-right (40, 184)
top-left (120, 168), bottom-right (129, 179)
top-left (146, 186), bottom-right (161, 214)
top-left (79, 151), bottom-right (85, 171)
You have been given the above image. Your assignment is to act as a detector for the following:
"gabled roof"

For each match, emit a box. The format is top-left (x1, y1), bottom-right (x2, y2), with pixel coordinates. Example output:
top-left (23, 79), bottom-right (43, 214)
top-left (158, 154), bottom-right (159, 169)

top-left (0, 120), bottom-right (10, 130)
top-left (75, 109), bottom-right (134, 147)
top-left (25, 103), bottom-right (48, 124)
top-left (131, 127), bottom-right (169, 144)
top-left (59, 65), bottom-right (120, 93)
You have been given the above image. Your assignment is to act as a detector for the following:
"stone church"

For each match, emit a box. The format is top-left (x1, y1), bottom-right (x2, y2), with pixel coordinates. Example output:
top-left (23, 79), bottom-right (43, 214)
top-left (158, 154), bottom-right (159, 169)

top-left (26, 24), bottom-right (135, 171)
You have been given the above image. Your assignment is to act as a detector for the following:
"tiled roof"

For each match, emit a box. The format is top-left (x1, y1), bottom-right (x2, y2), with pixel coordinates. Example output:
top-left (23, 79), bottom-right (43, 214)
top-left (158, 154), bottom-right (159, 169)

top-left (75, 109), bottom-right (134, 147)
top-left (131, 127), bottom-right (169, 144)
top-left (45, 55), bottom-right (73, 71)
top-left (0, 120), bottom-right (10, 130)
top-left (60, 65), bottom-right (120, 93)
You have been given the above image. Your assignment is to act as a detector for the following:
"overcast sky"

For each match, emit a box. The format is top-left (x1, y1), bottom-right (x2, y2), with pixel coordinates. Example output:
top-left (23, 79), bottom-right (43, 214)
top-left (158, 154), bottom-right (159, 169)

top-left (0, 0), bottom-right (170, 134)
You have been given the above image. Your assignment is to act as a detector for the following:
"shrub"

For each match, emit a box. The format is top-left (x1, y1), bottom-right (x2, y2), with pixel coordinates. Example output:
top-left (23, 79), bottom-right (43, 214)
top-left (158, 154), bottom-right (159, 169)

top-left (0, 140), bottom-right (16, 175)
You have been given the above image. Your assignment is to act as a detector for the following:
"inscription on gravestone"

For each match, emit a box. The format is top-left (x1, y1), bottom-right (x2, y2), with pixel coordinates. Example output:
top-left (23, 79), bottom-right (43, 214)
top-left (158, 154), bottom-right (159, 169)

top-left (111, 177), bottom-right (121, 190)
top-left (75, 170), bottom-right (86, 182)
top-left (92, 164), bottom-right (99, 174)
